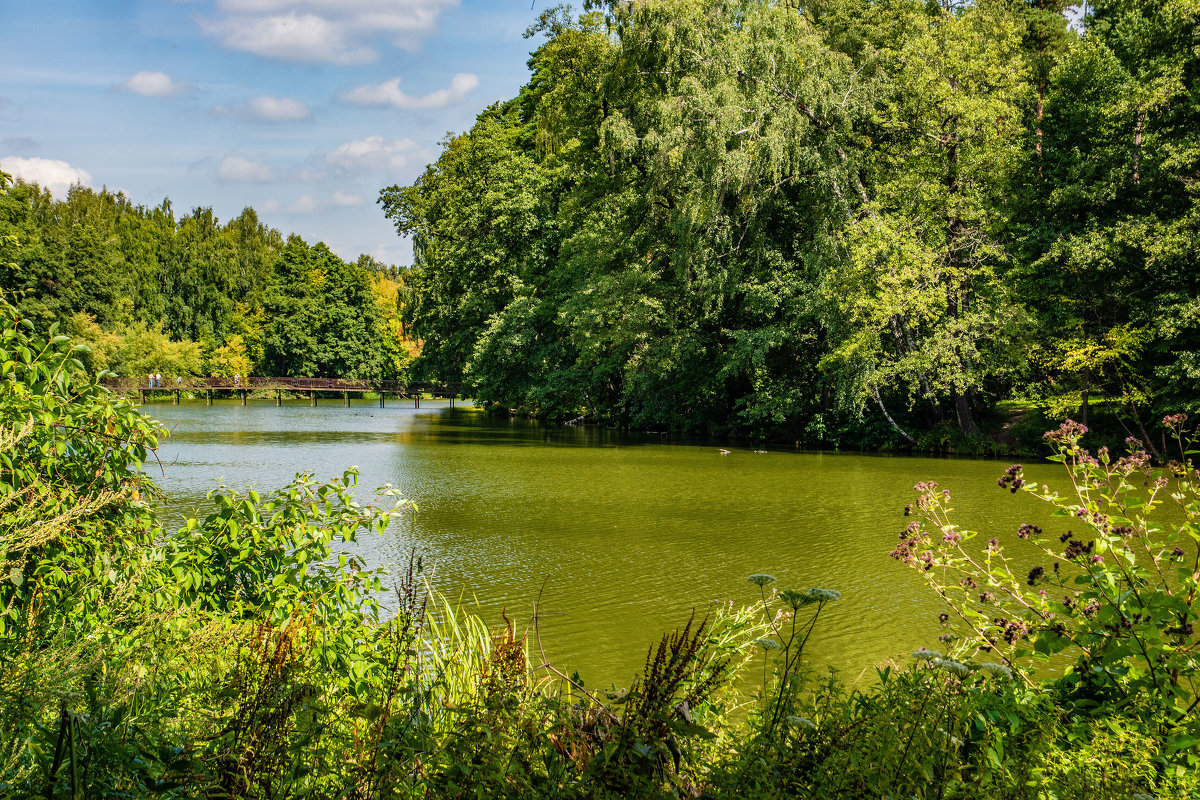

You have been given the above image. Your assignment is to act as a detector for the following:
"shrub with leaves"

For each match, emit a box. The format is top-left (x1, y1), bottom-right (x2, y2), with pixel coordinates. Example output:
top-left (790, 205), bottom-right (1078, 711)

top-left (895, 416), bottom-right (1200, 765)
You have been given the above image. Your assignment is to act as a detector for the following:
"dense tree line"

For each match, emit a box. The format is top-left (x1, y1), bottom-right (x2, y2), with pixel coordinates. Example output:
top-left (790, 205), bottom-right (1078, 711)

top-left (382, 0), bottom-right (1199, 447)
top-left (0, 181), bottom-right (414, 381)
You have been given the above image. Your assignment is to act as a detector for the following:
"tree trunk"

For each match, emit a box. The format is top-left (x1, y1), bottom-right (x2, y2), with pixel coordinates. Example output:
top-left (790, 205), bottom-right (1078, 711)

top-left (1133, 105), bottom-right (1144, 186)
top-left (874, 385), bottom-right (917, 445)
top-left (954, 392), bottom-right (978, 437)
top-left (1079, 370), bottom-right (1090, 428)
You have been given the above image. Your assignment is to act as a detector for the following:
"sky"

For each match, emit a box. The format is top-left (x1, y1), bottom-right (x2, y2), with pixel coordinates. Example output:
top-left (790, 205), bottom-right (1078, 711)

top-left (0, 0), bottom-right (554, 266)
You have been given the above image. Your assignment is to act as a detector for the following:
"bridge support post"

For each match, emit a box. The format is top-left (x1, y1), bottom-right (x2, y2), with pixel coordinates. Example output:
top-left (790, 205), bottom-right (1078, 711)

top-left (240, 390), bottom-right (247, 406)
top-left (276, 390), bottom-right (281, 406)
top-left (138, 389), bottom-right (144, 404)
top-left (310, 391), bottom-right (316, 407)
top-left (414, 394), bottom-right (419, 409)
top-left (379, 393), bottom-right (384, 408)
top-left (449, 395), bottom-right (454, 409)
top-left (206, 389), bottom-right (212, 406)
top-left (173, 391), bottom-right (178, 405)
top-left (343, 391), bottom-right (348, 407)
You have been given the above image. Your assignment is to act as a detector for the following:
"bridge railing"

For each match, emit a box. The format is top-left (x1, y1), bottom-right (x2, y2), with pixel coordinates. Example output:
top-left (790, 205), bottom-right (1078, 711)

top-left (100, 376), bottom-right (462, 396)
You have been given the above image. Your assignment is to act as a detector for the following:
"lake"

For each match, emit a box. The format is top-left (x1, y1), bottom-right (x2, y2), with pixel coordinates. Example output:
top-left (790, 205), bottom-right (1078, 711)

top-left (144, 397), bottom-right (1062, 689)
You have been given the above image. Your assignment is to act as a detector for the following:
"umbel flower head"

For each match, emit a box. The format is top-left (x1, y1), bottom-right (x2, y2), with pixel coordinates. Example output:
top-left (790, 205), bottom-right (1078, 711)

top-left (786, 715), bottom-right (817, 730)
top-left (807, 587), bottom-right (841, 602)
top-left (932, 658), bottom-right (971, 677)
top-left (912, 648), bottom-right (942, 661)
top-left (752, 637), bottom-right (782, 651)
top-left (747, 573), bottom-right (777, 587)
top-left (780, 589), bottom-right (818, 609)
top-left (978, 662), bottom-right (1013, 680)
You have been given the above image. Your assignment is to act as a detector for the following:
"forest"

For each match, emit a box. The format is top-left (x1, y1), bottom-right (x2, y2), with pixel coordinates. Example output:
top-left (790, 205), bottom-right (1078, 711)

top-left (384, 0), bottom-right (1200, 450)
top-left (0, 182), bottom-right (414, 383)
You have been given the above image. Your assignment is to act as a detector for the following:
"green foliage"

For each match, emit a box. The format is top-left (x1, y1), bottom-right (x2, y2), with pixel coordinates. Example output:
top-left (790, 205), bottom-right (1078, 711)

top-left (3, 296), bottom-right (1200, 797)
top-left (0, 174), bottom-right (410, 382)
top-left (896, 416), bottom-right (1200, 770)
top-left (381, 0), bottom-right (1198, 448)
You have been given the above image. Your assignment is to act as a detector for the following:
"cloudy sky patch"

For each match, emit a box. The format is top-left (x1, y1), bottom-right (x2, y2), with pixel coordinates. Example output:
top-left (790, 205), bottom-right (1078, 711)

top-left (342, 73), bottom-right (479, 110)
top-left (217, 155), bottom-right (275, 182)
top-left (214, 95), bottom-right (312, 122)
top-left (1, 1), bottom-right (544, 265)
top-left (121, 71), bottom-right (187, 97)
top-left (3, 156), bottom-right (93, 198)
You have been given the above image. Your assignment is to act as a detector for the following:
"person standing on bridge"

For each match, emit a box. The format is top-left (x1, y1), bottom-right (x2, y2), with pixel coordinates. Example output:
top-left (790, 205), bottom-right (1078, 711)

top-left (156, 373), bottom-right (162, 389)
top-left (234, 373), bottom-right (241, 386)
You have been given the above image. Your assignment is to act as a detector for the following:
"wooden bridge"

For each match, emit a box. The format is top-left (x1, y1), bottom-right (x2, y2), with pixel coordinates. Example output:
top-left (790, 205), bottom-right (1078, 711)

top-left (101, 377), bottom-right (463, 408)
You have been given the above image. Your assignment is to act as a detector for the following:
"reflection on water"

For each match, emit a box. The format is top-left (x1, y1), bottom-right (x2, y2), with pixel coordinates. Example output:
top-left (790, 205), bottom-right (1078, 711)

top-left (147, 398), bottom-right (1062, 688)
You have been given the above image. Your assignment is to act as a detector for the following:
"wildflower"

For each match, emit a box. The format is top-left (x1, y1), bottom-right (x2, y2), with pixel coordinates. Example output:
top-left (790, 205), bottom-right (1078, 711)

top-left (1115, 450), bottom-right (1151, 472)
top-left (1027, 566), bottom-right (1045, 586)
top-left (980, 592), bottom-right (996, 603)
top-left (942, 530), bottom-right (962, 544)
top-left (1089, 555), bottom-right (1104, 565)
top-left (997, 464), bottom-right (1025, 493)
top-left (912, 648), bottom-right (942, 661)
top-left (747, 574), bottom-right (777, 587)
top-left (1163, 412), bottom-right (1188, 429)
top-left (932, 658), bottom-right (971, 677)
top-left (1064, 539), bottom-right (1094, 560)
top-left (995, 617), bottom-right (1030, 644)
top-left (1044, 420), bottom-right (1088, 444)
top-left (1017, 523), bottom-right (1041, 539)
top-left (807, 587), bottom-right (841, 602)
top-left (787, 715), bottom-right (817, 730)
top-left (779, 589), bottom-right (817, 609)
top-left (939, 633), bottom-right (954, 642)
top-left (986, 537), bottom-right (999, 550)
top-left (938, 613), bottom-right (949, 624)
top-left (752, 637), bottom-right (782, 651)
top-left (1173, 546), bottom-right (1185, 557)
top-left (978, 663), bottom-right (1013, 680)
top-left (960, 577), bottom-right (978, 589)
top-left (890, 538), bottom-right (918, 563)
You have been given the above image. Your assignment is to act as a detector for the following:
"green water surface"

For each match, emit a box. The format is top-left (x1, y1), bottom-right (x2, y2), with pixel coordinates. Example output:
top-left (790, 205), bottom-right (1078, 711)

top-left (146, 398), bottom-right (1061, 688)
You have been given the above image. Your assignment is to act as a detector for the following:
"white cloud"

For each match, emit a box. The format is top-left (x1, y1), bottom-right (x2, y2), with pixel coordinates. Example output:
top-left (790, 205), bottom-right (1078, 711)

top-left (201, 0), bottom-right (458, 64)
top-left (288, 194), bottom-right (317, 213)
top-left (120, 71), bottom-right (186, 97)
top-left (342, 73), bottom-right (478, 110)
top-left (1, 156), bottom-right (93, 197)
top-left (327, 136), bottom-right (420, 173)
top-left (213, 95), bottom-right (311, 122)
top-left (217, 155), bottom-right (275, 182)
top-left (331, 190), bottom-right (366, 207)
top-left (260, 197), bottom-right (282, 213)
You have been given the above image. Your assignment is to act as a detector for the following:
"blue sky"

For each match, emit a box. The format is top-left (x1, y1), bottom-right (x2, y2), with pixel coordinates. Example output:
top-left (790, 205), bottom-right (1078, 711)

top-left (0, 0), bottom-right (552, 266)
